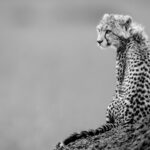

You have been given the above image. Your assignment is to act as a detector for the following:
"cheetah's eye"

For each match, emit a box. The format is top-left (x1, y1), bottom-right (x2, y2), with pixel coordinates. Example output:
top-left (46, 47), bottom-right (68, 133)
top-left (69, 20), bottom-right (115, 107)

top-left (105, 30), bottom-right (111, 34)
top-left (97, 28), bottom-right (101, 32)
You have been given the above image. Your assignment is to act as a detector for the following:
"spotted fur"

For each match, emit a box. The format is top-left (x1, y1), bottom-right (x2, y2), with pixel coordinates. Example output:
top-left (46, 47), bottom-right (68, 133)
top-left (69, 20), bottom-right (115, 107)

top-left (56, 14), bottom-right (150, 148)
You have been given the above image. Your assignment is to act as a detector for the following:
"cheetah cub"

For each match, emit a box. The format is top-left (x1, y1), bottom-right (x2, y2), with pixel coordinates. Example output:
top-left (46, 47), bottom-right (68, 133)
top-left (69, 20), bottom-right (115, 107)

top-left (56, 14), bottom-right (150, 148)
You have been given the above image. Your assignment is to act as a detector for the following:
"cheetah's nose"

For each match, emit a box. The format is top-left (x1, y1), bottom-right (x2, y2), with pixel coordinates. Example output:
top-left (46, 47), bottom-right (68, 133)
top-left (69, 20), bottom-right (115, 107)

top-left (97, 40), bottom-right (103, 44)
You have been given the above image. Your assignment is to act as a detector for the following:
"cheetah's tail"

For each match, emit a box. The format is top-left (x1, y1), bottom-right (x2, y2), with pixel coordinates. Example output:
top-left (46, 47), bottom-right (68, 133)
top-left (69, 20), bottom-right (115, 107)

top-left (57, 123), bottom-right (116, 148)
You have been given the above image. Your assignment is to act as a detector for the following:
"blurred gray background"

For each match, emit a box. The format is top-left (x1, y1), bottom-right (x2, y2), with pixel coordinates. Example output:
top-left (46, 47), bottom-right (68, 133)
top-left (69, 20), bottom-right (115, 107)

top-left (0, 0), bottom-right (150, 150)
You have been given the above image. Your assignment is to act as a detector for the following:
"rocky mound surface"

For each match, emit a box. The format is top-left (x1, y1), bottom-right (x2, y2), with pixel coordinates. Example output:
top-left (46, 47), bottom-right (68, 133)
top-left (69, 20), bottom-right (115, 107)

top-left (53, 118), bottom-right (150, 150)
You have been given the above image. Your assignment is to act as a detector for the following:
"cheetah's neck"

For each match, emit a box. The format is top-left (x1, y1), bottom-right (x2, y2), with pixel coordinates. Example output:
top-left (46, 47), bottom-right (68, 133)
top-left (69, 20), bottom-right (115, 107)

top-left (115, 34), bottom-right (149, 95)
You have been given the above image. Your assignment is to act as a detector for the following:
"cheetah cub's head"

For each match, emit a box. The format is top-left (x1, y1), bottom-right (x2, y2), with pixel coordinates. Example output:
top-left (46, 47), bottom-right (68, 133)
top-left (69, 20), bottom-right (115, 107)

top-left (96, 14), bottom-right (132, 49)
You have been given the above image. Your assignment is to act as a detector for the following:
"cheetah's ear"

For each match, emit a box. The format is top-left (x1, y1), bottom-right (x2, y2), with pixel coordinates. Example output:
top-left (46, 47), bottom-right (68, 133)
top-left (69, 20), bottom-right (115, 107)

top-left (103, 14), bottom-right (110, 20)
top-left (124, 16), bottom-right (132, 31)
